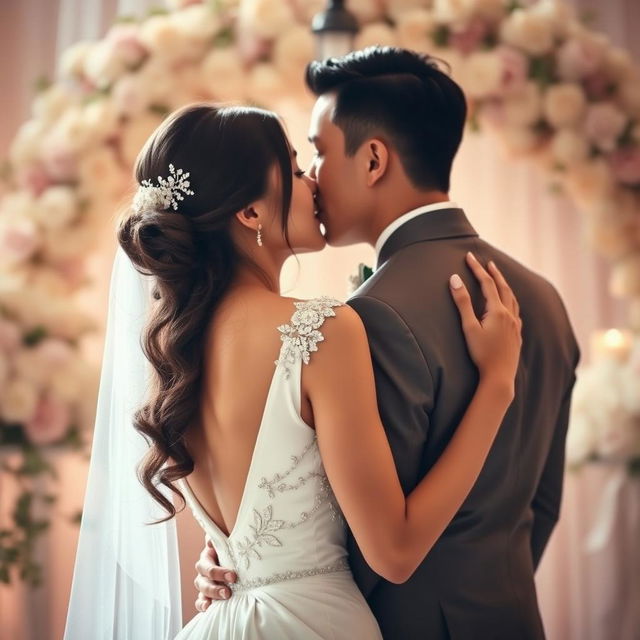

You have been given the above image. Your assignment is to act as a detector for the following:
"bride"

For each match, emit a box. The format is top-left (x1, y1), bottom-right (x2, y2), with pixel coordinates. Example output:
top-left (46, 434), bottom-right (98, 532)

top-left (64, 103), bottom-right (521, 639)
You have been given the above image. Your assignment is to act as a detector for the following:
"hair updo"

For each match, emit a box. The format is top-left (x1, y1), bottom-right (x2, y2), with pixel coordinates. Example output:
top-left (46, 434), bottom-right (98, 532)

top-left (117, 103), bottom-right (295, 521)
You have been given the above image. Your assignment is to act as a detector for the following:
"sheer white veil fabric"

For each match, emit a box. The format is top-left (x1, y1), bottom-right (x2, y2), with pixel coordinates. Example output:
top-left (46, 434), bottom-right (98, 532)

top-left (64, 246), bottom-right (182, 639)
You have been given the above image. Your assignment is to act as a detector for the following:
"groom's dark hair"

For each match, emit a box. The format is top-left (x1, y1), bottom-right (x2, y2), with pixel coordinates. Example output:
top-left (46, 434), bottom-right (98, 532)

top-left (305, 46), bottom-right (467, 193)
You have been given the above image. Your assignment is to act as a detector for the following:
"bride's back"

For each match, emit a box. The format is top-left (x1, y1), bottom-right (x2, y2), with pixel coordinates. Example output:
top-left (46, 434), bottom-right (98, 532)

top-left (183, 289), bottom-right (315, 536)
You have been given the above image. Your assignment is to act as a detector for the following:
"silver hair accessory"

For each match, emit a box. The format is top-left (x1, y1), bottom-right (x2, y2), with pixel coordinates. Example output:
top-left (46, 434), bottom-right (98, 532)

top-left (132, 164), bottom-right (195, 214)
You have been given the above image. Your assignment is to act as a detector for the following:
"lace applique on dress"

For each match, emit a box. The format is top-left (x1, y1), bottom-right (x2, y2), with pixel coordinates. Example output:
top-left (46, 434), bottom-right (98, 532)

top-left (275, 296), bottom-right (343, 378)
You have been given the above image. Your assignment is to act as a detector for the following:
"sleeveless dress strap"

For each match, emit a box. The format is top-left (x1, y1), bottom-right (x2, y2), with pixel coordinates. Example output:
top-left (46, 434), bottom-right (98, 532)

top-left (275, 296), bottom-right (343, 379)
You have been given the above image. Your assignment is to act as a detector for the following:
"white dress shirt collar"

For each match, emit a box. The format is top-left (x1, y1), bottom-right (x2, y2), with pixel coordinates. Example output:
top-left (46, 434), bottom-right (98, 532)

top-left (374, 201), bottom-right (458, 263)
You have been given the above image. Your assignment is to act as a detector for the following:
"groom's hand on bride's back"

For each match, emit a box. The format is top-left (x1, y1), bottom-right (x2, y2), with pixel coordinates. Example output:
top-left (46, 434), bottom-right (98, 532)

top-left (194, 536), bottom-right (237, 611)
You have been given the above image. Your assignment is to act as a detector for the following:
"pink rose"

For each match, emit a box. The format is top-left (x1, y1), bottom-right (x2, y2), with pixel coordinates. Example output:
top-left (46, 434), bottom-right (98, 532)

top-left (33, 338), bottom-right (75, 367)
top-left (41, 145), bottom-right (79, 182)
top-left (609, 146), bottom-right (640, 185)
top-left (23, 392), bottom-right (71, 446)
top-left (56, 256), bottom-right (87, 288)
top-left (18, 163), bottom-right (53, 197)
top-left (585, 102), bottom-right (627, 152)
top-left (0, 219), bottom-right (40, 263)
top-left (0, 317), bottom-right (22, 353)
top-left (557, 38), bottom-right (603, 81)
top-left (584, 71), bottom-right (614, 101)
top-left (496, 46), bottom-right (529, 94)
top-left (107, 24), bottom-right (149, 69)
top-left (450, 18), bottom-right (489, 56)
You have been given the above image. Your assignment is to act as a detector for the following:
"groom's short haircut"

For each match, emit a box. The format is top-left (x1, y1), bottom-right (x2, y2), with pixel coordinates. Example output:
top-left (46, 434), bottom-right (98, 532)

top-left (305, 46), bottom-right (467, 193)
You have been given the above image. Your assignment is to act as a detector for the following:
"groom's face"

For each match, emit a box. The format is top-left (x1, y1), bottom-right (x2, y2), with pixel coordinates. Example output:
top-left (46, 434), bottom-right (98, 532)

top-left (307, 93), bottom-right (369, 247)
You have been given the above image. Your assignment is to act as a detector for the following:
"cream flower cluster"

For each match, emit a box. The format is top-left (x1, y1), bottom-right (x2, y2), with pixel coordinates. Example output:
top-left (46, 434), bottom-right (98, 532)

top-left (566, 339), bottom-right (640, 472)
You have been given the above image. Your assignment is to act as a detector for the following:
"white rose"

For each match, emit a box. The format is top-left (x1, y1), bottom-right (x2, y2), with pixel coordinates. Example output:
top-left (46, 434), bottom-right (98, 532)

top-left (169, 4), bottom-right (221, 45)
top-left (610, 253), bottom-right (640, 298)
top-left (595, 412), bottom-right (638, 460)
top-left (433, 0), bottom-right (473, 24)
top-left (84, 41), bottom-right (127, 89)
top-left (31, 85), bottom-right (72, 125)
top-left (34, 186), bottom-right (80, 230)
top-left (563, 159), bottom-right (614, 209)
top-left (111, 73), bottom-right (152, 117)
top-left (395, 9), bottom-right (437, 52)
top-left (199, 48), bottom-right (248, 102)
top-left (529, 0), bottom-right (573, 38)
top-left (1, 376), bottom-right (39, 423)
top-left (57, 40), bottom-right (93, 81)
top-left (347, 0), bottom-right (385, 24)
top-left (9, 119), bottom-right (49, 170)
top-left (384, 0), bottom-right (430, 21)
top-left (78, 147), bottom-right (129, 202)
top-left (119, 112), bottom-right (165, 168)
top-left (41, 222), bottom-right (98, 263)
top-left (273, 26), bottom-right (315, 84)
top-left (44, 106), bottom-right (95, 153)
top-left (499, 125), bottom-right (540, 156)
top-left (543, 83), bottom-right (587, 128)
top-left (551, 128), bottom-right (590, 166)
top-left (132, 58), bottom-right (176, 106)
top-left (0, 191), bottom-right (38, 222)
top-left (565, 412), bottom-right (596, 467)
top-left (584, 102), bottom-right (627, 153)
top-left (354, 22), bottom-right (399, 51)
top-left (458, 51), bottom-right (502, 99)
top-left (500, 9), bottom-right (555, 56)
top-left (81, 98), bottom-right (120, 144)
top-left (247, 63), bottom-right (286, 105)
top-left (503, 81), bottom-right (543, 126)
top-left (139, 13), bottom-right (203, 62)
top-left (239, 0), bottom-right (296, 40)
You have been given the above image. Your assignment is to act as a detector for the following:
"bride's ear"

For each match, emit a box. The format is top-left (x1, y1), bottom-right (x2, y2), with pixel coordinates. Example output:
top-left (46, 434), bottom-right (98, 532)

top-left (235, 205), bottom-right (261, 231)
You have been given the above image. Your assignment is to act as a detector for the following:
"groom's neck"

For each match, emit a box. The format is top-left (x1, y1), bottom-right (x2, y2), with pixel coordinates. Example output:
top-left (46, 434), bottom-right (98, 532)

top-left (364, 188), bottom-right (450, 247)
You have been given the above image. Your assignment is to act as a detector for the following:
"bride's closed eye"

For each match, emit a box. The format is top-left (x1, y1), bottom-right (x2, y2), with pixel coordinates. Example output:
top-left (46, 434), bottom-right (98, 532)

top-left (294, 170), bottom-right (306, 178)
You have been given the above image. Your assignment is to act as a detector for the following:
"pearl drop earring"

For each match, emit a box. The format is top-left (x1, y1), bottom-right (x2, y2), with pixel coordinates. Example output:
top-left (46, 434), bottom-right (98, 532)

top-left (256, 223), bottom-right (263, 247)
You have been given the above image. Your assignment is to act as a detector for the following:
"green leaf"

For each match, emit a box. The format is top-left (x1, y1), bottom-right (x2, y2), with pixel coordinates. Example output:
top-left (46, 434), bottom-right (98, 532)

top-left (432, 25), bottom-right (450, 48)
top-left (629, 458), bottom-right (640, 476)
top-left (149, 104), bottom-right (170, 117)
top-left (34, 75), bottom-right (51, 94)
top-left (23, 326), bottom-right (47, 346)
top-left (213, 26), bottom-right (234, 48)
top-left (529, 57), bottom-right (555, 90)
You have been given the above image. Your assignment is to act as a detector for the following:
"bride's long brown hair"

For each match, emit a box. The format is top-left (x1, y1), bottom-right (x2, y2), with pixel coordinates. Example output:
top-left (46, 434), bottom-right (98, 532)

top-left (117, 104), bottom-right (295, 522)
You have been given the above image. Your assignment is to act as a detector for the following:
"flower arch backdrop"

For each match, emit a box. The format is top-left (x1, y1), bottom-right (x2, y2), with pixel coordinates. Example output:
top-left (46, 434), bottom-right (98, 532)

top-left (1, 0), bottom-right (640, 584)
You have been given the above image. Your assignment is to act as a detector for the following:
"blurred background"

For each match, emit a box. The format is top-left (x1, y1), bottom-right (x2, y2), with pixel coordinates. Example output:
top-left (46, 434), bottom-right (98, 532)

top-left (0, 0), bottom-right (638, 638)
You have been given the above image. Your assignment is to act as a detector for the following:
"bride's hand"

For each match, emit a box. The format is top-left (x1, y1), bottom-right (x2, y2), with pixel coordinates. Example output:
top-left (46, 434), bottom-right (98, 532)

top-left (449, 252), bottom-right (522, 396)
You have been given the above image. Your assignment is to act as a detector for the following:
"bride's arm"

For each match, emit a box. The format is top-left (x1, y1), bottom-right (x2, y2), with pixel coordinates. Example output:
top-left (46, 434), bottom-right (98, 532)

top-left (307, 254), bottom-right (522, 584)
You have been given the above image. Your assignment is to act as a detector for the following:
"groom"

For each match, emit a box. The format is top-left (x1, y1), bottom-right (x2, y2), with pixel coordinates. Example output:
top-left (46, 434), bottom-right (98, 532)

top-left (195, 47), bottom-right (580, 639)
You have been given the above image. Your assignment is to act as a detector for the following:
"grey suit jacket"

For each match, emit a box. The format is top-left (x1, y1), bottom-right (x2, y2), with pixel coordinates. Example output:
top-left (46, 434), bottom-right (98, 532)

top-left (346, 208), bottom-right (580, 640)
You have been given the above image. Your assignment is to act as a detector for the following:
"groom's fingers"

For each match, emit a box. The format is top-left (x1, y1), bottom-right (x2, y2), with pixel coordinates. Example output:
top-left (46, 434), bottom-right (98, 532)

top-left (449, 273), bottom-right (479, 334)
top-left (194, 573), bottom-right (231, 600)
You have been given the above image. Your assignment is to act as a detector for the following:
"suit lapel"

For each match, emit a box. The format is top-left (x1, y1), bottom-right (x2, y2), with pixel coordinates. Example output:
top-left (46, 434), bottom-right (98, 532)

top-left (376, 208), bottom-right (479, 269)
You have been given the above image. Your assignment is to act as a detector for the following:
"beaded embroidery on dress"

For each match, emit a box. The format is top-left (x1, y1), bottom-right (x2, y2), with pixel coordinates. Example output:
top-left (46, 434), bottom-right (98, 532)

top-left (175, 297), bottom-right (382, 640)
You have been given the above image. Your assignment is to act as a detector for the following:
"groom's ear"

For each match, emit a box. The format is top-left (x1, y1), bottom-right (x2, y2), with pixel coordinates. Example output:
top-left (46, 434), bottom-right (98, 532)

top-left (364, 139), bottom-right (389, 187)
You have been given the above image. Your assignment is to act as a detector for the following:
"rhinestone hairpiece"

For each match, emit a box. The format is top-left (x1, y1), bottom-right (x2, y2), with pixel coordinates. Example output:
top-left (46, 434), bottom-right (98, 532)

top-left (132, 164), bottom-right (195, 214)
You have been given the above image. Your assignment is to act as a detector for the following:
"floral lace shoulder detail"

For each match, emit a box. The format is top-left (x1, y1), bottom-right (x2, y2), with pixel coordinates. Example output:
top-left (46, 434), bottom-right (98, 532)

top-left (275, 296), bottom-right (344, 378)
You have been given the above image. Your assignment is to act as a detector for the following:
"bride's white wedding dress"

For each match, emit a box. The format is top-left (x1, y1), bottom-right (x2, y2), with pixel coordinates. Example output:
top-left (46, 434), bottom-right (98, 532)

top-left (175, 297), bottom-right (382, 640)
